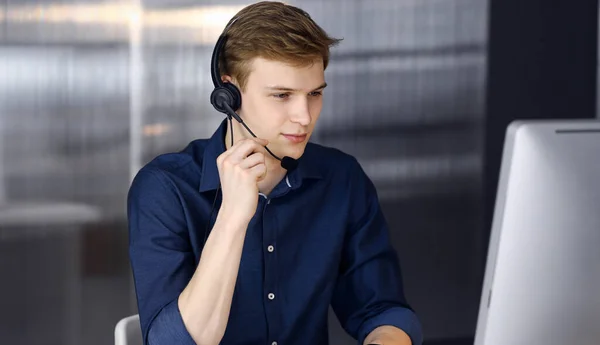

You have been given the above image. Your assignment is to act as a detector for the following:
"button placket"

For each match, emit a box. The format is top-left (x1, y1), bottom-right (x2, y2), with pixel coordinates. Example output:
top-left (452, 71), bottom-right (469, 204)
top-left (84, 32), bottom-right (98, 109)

top-left (262, 196), bottom-right (279, 341)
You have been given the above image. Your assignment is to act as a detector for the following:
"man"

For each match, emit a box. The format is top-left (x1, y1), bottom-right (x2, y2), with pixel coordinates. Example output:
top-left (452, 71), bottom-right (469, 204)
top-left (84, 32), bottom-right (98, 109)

top-left (128, 2), bottom-right (423, 345)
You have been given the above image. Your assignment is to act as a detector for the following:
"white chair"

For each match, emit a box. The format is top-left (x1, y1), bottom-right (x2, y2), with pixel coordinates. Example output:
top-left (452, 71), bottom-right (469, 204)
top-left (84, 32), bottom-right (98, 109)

top-left (115, 314), bottom-right (143, 345)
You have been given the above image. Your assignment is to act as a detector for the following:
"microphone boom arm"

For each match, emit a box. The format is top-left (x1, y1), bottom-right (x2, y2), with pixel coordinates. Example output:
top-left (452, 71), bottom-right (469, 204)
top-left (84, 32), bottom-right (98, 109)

top-left (222, 102), bottom-right (287, 163)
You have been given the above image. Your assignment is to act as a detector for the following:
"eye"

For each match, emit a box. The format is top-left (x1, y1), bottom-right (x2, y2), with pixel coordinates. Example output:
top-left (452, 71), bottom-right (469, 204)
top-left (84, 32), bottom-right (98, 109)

top-left (309, 91), bottom-right (323, 97)
top-left (273, 93), bottom-right (290, 99)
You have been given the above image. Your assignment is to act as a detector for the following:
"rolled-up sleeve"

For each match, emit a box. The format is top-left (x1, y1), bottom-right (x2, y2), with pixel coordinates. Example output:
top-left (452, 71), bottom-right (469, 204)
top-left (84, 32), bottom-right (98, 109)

top-left (147, 300), bottom-right (196, 345)
top-left (128, 168), bottom-right (197, 345)
top-left (331, 158), bottom-right (423, 345)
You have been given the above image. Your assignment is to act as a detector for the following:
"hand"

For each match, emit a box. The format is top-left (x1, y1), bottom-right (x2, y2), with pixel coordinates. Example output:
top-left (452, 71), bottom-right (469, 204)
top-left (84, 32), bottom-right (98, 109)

top-left (364, 326), bottom-right (412, 345)
top-left (216, 137), bottom-right (269, 223)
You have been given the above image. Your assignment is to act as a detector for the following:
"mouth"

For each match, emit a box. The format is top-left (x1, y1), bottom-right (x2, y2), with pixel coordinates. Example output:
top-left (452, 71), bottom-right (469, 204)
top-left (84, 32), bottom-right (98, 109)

top-left (282, 133), bottom-right (308, 143)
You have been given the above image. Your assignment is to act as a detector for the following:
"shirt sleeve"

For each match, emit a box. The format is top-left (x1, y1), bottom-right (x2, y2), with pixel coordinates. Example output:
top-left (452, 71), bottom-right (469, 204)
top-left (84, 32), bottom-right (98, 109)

top-left (331, 157), bottom-right (423, 345)
top-left (127, 168), bottom-right (197, 345)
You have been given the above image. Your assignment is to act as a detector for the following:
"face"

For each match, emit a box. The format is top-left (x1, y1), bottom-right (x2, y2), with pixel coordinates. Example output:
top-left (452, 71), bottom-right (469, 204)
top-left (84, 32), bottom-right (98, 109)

top-left (227, 57), bottom-right (326, 160)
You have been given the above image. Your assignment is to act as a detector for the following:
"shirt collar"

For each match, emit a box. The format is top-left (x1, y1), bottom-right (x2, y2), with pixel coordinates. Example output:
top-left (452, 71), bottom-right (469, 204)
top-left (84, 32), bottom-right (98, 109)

top-left (199, 119), bottom-right (323, 193)
top-left (198, 120), bottom-right (227, 193)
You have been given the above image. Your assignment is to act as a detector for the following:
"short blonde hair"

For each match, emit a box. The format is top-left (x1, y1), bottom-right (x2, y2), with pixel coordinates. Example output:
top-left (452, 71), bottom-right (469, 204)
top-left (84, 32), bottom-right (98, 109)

top-left (219, 1), bottom-right (342, 91)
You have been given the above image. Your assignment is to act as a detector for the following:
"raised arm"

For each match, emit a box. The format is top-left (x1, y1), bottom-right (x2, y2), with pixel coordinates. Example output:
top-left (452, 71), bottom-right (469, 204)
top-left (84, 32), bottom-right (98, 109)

top-left (128, 138), bottom-right (269, 345)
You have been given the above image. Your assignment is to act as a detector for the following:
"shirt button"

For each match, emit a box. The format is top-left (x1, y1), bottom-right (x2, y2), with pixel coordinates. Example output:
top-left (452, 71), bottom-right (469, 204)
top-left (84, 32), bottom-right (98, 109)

top-left (267, 245), bottom-right (274, 252)
top-left (268, 292), bottom-right (275, 300)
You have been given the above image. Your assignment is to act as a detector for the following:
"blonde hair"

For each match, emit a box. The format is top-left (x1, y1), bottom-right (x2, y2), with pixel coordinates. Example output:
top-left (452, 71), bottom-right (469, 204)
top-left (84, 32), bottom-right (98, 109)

top-left (219, 1), bottom-right (342, 91)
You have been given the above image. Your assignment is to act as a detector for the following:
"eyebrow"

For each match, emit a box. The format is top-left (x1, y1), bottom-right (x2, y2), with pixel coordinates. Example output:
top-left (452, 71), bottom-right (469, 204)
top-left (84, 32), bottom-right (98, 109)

top-left (265, 82), bottom-right (328, 92)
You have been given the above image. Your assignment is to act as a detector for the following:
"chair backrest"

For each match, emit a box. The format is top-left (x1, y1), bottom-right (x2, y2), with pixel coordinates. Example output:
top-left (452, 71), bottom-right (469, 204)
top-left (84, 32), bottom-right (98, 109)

top-left (115, 314), bottom-right (142, 345)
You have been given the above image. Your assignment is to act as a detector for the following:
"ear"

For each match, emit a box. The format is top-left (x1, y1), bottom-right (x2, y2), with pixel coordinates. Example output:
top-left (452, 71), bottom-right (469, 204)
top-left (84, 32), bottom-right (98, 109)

top-left (221, 75), bottom-right (242, 94)
top-left (221, 75), bottom-right (234, 84)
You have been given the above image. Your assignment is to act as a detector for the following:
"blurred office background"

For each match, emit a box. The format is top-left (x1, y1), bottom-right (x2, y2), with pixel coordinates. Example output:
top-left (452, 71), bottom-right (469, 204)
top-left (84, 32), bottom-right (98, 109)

top-left (0, 1), bottom-right (597, 345)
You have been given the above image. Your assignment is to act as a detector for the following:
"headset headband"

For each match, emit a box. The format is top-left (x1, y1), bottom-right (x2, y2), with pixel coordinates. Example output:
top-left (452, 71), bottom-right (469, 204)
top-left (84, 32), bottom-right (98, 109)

top-left (210, 17), bottom-right (240, 88)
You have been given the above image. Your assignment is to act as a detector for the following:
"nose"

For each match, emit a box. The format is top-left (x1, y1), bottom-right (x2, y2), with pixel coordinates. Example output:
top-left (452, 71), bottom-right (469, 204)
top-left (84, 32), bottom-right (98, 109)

top-left (290, 97), bottom-right (312, 126)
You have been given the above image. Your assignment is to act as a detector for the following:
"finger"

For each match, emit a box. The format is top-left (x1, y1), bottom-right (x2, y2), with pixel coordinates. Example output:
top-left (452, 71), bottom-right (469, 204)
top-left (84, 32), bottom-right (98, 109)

top-left (220, 135), bottom-right (258, 153)
top-left (249, 163), bottom-right (267, 181)
top-left (227, 138), bottom-right (269, 163)
top-left (239, 152), bottom-right (265, 169)
top-left (219, 137), bottom-right (269, 166)
top-left (230, 137), bottom-right (268, 151)
top-left (251, 137), bottom-right (269, 146)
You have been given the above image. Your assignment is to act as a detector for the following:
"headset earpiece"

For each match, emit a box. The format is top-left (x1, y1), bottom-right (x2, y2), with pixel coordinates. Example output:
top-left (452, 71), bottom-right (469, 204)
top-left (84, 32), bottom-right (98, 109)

top-left (210, 82), bottom-right (241, 116)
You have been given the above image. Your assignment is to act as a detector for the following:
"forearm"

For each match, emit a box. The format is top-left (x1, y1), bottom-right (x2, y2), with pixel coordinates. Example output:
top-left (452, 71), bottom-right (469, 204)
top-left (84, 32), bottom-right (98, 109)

top-left (364, 325), bottom-right (412, 345)
top-left (178, 208), bottom-right (249, 345)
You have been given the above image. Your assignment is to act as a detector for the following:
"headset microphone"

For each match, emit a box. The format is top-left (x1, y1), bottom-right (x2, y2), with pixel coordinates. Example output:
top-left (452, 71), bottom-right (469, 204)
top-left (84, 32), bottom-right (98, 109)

top-left (210, 28), bottom-right (299, 172)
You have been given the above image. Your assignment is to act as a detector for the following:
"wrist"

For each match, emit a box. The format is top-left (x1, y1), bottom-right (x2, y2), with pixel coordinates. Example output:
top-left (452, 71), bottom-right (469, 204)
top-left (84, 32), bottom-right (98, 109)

top-left (215, 205), bottom-right (251, 231)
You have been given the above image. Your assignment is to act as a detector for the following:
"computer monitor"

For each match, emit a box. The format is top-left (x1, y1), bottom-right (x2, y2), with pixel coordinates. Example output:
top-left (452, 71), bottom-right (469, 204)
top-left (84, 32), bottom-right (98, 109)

top-left (474, 119), bottom-right (600, 345)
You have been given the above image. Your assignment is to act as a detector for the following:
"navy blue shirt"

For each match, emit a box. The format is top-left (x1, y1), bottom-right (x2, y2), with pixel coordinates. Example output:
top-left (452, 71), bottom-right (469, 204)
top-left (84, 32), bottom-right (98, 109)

top-left (128, 120), bottom-right (423, 345)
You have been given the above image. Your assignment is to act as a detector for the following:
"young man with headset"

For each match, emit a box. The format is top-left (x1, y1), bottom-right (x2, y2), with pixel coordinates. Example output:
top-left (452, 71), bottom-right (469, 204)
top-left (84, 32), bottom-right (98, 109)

top-left (128, 2), bottom-right (423, 344)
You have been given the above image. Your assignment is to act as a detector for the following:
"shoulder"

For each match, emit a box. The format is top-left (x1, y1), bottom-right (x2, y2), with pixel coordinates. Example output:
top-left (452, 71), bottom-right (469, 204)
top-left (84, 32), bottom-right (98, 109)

top-left (130, 139), bottom-right (209, 193)
top-left (304, 142), bottom-right (366, 180)
top-left (304, 143), bottom-right (381, 223)
top-left (305, 143), bottom-right (362, 173)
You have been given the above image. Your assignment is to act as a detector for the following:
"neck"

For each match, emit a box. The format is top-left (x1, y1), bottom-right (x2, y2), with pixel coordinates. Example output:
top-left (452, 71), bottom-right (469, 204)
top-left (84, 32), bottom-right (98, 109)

top-left (224, 119), bottom-right (287, 195)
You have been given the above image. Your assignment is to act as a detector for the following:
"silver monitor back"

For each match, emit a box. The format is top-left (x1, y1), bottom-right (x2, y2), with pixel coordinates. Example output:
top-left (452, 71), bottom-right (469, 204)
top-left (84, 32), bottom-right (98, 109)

top-left (475, 119), bottom-right (600, 345)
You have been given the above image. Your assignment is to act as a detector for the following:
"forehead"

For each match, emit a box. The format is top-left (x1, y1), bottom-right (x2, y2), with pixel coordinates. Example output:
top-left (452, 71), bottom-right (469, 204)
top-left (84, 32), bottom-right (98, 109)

top-left (246, 57), bottom-right (325, 90)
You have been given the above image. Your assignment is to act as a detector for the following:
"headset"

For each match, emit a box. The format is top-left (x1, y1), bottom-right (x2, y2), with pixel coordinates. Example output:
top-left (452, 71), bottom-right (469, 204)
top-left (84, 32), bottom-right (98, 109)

top-left (203, 18), bottom-right (299, 246)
